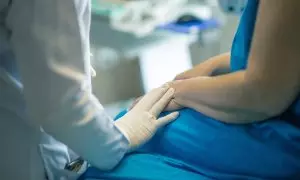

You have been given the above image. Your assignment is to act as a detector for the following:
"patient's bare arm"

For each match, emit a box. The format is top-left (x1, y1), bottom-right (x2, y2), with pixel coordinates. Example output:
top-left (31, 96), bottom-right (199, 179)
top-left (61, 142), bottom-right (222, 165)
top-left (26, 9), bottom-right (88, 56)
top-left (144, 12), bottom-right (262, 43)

top-left (175, 52), bottom-right (231, 80)
top-left (171, 1), bottom-right (300, 124)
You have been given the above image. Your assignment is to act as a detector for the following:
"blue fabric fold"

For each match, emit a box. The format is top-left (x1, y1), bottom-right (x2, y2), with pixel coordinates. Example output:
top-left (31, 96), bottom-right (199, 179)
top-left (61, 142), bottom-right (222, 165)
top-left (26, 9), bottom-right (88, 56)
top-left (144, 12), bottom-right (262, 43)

top-left (80, 109), bottom-right (300, 180)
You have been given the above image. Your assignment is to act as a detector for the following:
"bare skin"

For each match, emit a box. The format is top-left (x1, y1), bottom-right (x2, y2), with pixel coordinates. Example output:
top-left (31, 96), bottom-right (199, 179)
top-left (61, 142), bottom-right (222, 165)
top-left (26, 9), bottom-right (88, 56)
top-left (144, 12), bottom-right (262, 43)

top-left (174, 52), bottom-right (231, 80)
top-left (170, 0), bottom-right (300, 123)
top-left (130, 53), bottom-right (231, 111)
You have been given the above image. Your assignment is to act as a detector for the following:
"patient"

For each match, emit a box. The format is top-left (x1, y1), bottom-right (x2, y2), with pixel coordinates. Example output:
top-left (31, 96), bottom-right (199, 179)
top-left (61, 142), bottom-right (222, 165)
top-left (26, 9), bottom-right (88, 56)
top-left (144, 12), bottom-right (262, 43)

top-left (80, 1), bottom-right (300, 179)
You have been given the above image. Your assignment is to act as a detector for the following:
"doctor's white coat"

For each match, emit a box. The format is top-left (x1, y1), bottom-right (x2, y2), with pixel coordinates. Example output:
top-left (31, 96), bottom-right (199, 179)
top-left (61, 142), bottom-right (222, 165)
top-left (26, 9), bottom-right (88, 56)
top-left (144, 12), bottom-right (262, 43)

top-left (0, 0), bottom-right (129, 179)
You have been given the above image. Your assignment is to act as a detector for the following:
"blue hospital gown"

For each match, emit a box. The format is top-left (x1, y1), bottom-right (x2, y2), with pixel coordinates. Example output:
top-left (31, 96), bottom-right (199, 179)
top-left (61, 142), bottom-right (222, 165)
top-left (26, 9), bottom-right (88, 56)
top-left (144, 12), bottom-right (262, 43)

top-left (80, 0), bottom-right (300, 179)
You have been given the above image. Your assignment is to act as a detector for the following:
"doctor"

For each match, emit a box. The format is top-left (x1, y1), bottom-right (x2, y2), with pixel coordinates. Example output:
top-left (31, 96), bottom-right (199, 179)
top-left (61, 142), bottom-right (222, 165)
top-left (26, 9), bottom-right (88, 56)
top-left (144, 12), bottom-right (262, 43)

top-left (0, 0), bottom-right (179, 180)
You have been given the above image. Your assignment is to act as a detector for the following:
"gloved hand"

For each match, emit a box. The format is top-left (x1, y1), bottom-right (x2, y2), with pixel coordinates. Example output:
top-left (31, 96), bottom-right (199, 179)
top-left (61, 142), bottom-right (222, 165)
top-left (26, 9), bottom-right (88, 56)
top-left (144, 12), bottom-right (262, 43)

top-left (129, 95), bottom-right (182, 112)
top-left (129, 83), bottom-right (183, 112)
top-left (114, 87), bottom-right (179, 150)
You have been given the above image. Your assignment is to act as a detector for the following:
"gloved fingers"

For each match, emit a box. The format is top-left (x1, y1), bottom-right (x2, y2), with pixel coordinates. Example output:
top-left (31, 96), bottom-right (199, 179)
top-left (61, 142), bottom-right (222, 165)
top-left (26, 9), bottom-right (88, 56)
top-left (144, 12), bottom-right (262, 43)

top-left (129, 83), bottom-right (171, 111)
top-left (155, 112), bottom-right (179, 128)
top-left (149, 88), bottom-right (175, 116)
top-left (134, 86), bottom-right (169, 111)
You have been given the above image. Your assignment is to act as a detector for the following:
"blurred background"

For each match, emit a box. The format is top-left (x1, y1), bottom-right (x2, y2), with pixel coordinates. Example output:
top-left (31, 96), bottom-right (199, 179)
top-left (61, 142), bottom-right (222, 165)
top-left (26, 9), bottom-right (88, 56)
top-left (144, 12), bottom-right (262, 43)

top-left (90, 0), bottom-right (241, 116)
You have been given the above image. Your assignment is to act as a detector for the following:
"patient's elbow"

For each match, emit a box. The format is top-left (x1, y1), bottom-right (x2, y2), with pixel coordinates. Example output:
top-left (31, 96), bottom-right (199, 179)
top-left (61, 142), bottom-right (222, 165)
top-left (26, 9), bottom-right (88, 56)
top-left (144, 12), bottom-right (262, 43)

top-left (258, 100), bottom-right (291, 120)
top-left (244, 83), bottom-right (294, 121)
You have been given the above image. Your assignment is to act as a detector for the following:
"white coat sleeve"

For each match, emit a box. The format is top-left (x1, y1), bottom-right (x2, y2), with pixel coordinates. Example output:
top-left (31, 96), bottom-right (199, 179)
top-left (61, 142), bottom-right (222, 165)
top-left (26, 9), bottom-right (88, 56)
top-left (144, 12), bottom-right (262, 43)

top-left (5, 0), bottom-right (129, 170)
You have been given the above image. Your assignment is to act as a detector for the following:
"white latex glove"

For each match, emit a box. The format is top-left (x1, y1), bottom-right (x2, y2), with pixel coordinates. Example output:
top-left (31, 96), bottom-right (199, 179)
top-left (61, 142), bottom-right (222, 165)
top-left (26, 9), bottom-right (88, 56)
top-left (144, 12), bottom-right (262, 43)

top-left (114, 87), bottom-right (179, 150)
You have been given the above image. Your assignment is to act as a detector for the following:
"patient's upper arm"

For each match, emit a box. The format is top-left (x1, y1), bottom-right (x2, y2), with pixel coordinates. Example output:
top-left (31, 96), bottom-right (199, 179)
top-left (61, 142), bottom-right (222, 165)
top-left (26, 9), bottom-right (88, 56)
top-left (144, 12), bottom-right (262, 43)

top-left (245, 0), bottom-right (300, 116)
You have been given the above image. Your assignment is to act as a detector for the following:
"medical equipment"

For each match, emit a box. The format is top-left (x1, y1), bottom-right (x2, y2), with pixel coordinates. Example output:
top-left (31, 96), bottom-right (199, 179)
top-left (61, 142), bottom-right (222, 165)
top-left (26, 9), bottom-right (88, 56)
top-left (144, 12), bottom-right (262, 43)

top-left (110, 0), bottom-right (186, 37)
top-left (109, 0), bottom-right (213, 37)
top-left (65, 158), bottom-right (86, 172)
top-left (217, 0), bottom-right (247, 14)
top-left (97, 0), bottom-right (245, 37)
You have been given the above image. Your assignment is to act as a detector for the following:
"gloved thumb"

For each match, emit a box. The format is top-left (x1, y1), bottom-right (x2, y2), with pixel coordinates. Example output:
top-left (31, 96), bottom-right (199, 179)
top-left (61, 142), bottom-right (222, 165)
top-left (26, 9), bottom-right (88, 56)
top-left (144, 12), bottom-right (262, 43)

top-left (156, 112), bottom-right (179, 128)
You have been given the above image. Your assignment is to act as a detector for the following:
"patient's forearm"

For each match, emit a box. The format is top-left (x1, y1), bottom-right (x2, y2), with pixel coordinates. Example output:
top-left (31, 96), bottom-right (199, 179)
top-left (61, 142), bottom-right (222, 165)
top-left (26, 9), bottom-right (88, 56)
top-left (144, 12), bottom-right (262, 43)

top-left (175, 53), bottom-right (231, 80)
top-left (210, 52), bottom-right (231, 76)
top-left (173, 71), bottom-right (273, 124)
